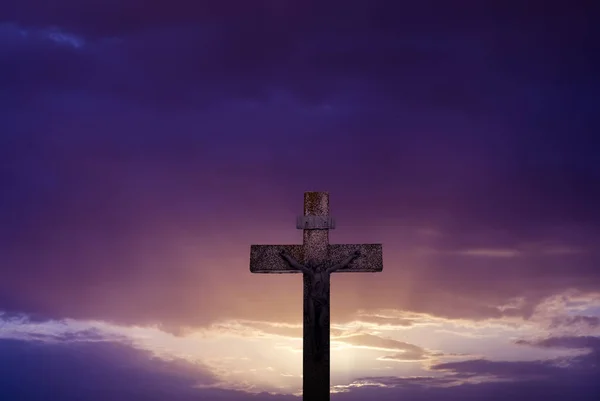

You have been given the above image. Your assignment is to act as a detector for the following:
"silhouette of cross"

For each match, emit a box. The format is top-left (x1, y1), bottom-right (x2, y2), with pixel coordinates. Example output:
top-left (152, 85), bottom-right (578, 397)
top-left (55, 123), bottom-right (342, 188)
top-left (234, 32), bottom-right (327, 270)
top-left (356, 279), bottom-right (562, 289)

top-left (250, 192), bottom-right (384, 401)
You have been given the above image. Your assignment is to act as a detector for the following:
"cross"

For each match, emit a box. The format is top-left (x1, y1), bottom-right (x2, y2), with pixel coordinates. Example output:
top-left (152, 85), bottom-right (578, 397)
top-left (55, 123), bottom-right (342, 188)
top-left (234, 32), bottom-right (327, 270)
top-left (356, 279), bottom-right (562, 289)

top-left (250, 192), bottom-right (383, 401)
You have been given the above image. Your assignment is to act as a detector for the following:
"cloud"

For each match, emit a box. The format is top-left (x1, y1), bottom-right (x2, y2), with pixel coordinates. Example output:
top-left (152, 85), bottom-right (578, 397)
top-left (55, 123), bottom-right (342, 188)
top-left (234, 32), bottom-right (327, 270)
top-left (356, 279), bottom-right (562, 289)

top-left (549, 316), bottom-right (600, 329)
top-left (1, 1), bottom-right (597, 111)
top-left (343, 313), bottom-right (419, 328)
top-left (211, 320), bottom-right (303, 339)
top-left (347, 338), bottom-right (599, 400)
top-left (333, 376), bottom-right (600, 401)
top-left (1, 1), bottom-right (599, 330)
top-left (0, 336), bottom-right (224, 401)
top-left (419, 335), bottom-right (600, 386)
top-left (516, 336), bottom-right (600, 352)
top-left (335, 334), bottom-right (427, 360)
top-left (379, 352), bottom-right (427, 362)
top-left (1, 328), bottom-right (600, 400)
top-left (453, 248), bottom-right (522, 258)
top-left (430, 358), bottom-right (566, 379)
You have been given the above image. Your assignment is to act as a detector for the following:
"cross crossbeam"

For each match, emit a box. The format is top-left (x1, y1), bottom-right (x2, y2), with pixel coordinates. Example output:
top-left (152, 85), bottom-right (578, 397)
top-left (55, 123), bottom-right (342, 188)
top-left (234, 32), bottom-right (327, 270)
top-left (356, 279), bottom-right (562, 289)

top-left (249, 192), bottom-right (384, 401)
top-left (250, 243), bottom-right (383, 274)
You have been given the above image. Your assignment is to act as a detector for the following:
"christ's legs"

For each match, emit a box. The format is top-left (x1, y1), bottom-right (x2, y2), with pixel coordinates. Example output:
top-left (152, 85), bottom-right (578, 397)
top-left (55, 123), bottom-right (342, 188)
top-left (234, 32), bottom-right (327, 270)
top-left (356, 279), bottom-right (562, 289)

top-left (307, 298), bottom-right (318, 356)
top-left (314, 304), bottom-right (322, 359)
top-left (318, 306), bottom-right (327, 332)
top-left (312, 299), bottom-right (330, 361)
top-left (308, 298), bottom-right (316, 327)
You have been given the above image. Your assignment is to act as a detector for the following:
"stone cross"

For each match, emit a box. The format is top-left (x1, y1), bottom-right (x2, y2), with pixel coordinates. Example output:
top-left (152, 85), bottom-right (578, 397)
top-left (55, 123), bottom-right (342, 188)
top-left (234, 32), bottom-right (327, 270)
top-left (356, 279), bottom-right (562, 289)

top-left (250, 192), bottom-right (383, 401)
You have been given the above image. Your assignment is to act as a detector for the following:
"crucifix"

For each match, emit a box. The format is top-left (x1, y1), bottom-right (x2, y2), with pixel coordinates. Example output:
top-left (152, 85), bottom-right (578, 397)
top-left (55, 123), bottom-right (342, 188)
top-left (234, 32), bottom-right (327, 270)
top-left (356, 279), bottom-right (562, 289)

top-left (250, 192), bottom-right (384, 401)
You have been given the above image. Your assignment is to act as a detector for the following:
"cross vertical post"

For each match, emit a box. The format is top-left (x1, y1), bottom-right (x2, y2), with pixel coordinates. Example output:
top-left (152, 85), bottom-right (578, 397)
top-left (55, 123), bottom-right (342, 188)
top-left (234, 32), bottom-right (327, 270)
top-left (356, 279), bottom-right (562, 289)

top-left (302, 192), bottom-right (331, 401)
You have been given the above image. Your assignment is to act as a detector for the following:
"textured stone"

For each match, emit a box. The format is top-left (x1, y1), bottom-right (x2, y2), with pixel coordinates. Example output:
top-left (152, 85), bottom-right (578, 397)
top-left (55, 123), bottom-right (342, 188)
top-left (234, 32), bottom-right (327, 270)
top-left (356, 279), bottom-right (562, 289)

top-left (327, 244), bottom-right (383, 272)
top-left (249, 192), bottom-right (384, 401)
top-left (250, 245), bottom-right (303, 273)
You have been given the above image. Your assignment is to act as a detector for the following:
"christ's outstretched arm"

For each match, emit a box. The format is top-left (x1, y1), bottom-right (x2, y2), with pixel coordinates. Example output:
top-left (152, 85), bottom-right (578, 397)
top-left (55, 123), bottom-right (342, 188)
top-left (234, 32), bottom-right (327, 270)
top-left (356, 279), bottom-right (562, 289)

top-left (327, 250), bottom-right (361, 273)
top-left (280, 250), bottom-right (312, 275)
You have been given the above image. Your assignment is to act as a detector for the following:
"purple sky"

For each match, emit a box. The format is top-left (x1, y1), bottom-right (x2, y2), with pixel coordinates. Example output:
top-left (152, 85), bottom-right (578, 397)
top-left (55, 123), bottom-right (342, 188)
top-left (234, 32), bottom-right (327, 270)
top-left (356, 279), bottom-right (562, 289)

top-left (1, 1), bottom-right (599, 400)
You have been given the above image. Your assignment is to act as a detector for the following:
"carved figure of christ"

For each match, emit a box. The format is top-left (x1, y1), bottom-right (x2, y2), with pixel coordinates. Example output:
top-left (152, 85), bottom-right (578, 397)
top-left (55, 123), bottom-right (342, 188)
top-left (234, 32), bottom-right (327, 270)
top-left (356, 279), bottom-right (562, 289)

top-left (250, 192), bottom-right (384, 401)
top-left (280, 249), bottom-right (361, 358)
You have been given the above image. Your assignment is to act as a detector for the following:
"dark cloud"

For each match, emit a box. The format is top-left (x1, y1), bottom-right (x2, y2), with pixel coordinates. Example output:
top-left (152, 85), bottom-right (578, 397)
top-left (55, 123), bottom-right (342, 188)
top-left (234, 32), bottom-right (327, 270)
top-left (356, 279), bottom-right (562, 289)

top-left (0, 0), bottom-right (599, 327)
top-left (0, 1), bottom-right (597, 112)
top-left (345, 375), bottom-right (457, 388)
top-left (358, 337), bottom-right (600, 401)
top-left (516, 336), bottom-right (600, 353)
top-left (549, 316), bottom-right (600, 329)
top-left (0, 335), bottom-right (304, 400)
top-left (433, 335), bottom-right (600, 381)
top-left (2, 335), bottom-right (599, 401)
top-left (333, 377), bottom-right (600, 401)
top-left (431, 358), bottom-right (566, 379)
top-left (19, 327), bottom-right (122, 343)
top-left (345, 334), bottom-right (600, 400)
top-left (0, 337), bottom-right (220, 400)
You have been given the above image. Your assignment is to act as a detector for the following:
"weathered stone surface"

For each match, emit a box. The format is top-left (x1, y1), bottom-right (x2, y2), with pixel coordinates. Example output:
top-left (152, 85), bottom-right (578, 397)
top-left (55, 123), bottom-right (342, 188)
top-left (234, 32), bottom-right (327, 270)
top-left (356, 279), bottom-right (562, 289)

top-left (296, 215), bottom-right (336, 230)
top-left (250, 245), bottom-right (303, 273)
top-left (302, 192), bottom-right (329, 263)
top-left (249, 191), bottom-right (384, 401)
top-left (303, 191), bottom-right (329, 216)
top-left (328, 244), bottom-right (383, 272)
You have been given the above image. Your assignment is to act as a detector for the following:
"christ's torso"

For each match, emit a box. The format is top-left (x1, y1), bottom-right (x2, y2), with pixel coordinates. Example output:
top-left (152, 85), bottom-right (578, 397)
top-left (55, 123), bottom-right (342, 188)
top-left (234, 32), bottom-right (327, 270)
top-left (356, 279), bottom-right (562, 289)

top-left (308, 268), bottom-right (329, 304)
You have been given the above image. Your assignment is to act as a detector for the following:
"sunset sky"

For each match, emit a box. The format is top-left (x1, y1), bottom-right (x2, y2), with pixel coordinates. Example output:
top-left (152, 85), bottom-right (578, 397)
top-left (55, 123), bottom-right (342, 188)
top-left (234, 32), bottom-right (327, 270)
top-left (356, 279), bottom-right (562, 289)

top-left (1, 1), bottom-right (599, 400)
